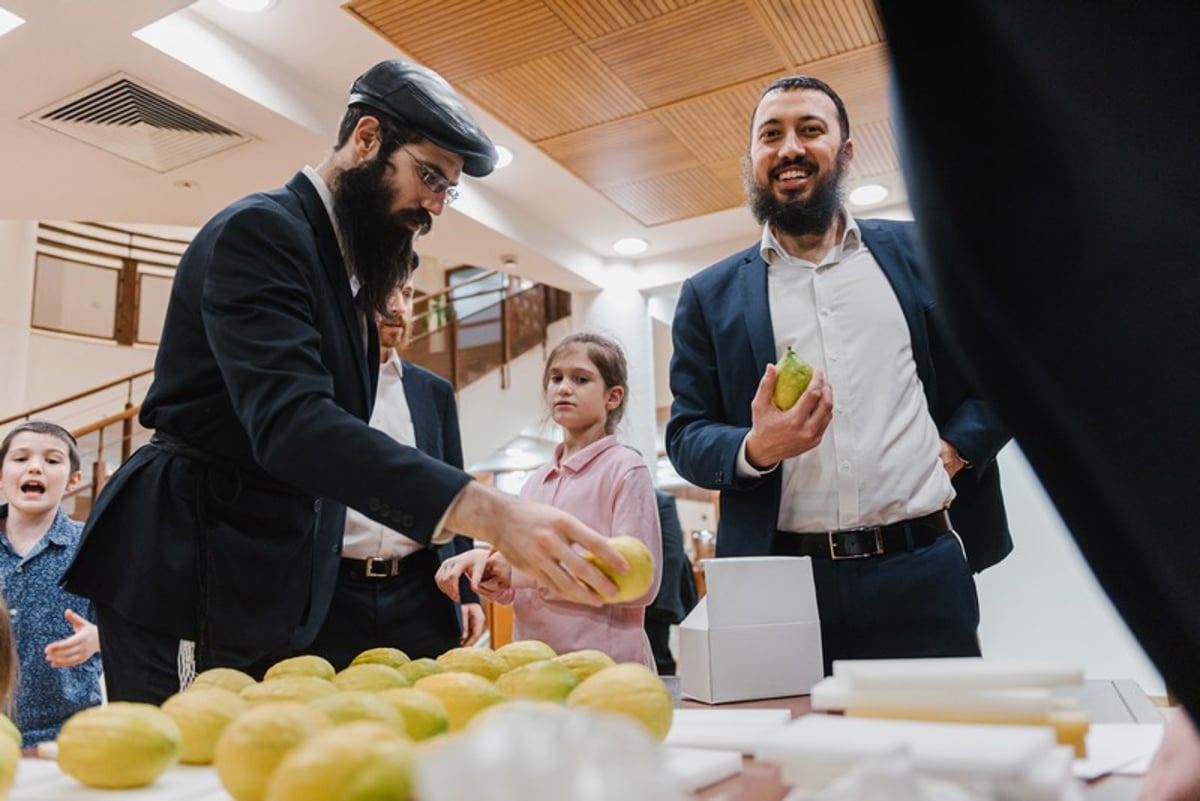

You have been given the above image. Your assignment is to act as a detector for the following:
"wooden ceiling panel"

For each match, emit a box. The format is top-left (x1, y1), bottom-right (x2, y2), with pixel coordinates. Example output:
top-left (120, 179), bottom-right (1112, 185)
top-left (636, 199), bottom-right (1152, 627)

top-left (653, 75), bottom-right (786, 163)
top-left (543, 0), bottom-right (704, 39)
top-left (749, 0), bottom-right (883, 63)
top-left (464, 46), bottom-right (646, 142)
top-left (590, 0), bottom-right (789, 108)
top-left (603, 166), bottom-right (743, 226)
top-left (709, 156), bottom-right (749, 201)
top-left (846, 118), bottom-right (899, 179)
top-left (796, 44), bottom-right (892, 126)
top-left (345, 0), bottom-right (580, 84)
top-left (540, 115), bottom-right (698, 188)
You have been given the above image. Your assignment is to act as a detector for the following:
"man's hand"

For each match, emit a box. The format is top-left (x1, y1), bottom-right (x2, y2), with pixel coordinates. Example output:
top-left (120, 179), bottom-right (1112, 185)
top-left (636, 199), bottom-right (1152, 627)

top-left (44, 609), bottom-right (100, 668)
top-left (940, 439), bottom-right (969, 479)
top-left (445, 483), bottom-right (625, 606)
top-left (745, 365), bottom-right (834, 469)
top-left (1140, 709), bottom-right (1200, 801)
top-left (459, 603), bottom-right (485, 646)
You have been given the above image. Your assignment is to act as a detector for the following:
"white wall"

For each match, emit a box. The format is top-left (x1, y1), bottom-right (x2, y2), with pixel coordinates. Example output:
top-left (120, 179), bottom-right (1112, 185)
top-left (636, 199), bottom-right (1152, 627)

top-left (977, 444), bottom-right (1163, 695)
top-left (572, 270), bottom-right (659, 473)
top-left (25, 333), bottom-right (156, 411)
top-left (457, 318), bottom-right (571, 469)
top-left (0, 221), bottom-right (36, 417)
top-left (653, 318), bottom-right (673, 410)
top-left (0, 223), bottom-right (158, 425)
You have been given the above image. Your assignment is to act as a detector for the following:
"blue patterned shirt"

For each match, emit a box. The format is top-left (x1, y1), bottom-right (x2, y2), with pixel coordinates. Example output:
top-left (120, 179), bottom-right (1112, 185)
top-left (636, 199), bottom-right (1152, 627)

top-left (0, 505), bottom-right (103, 746)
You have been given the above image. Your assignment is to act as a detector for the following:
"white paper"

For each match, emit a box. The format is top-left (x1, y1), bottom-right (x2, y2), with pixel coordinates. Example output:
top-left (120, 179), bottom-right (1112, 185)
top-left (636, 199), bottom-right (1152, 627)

top-left (1072, 722), bottom-right (1164, 780)
top-left (661, 746), bottom-right (744, 791)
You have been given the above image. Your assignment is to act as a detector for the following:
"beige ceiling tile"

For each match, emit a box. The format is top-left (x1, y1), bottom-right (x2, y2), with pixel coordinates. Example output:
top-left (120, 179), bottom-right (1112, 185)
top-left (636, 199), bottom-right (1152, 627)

top-left (540, 115), bottom-right (699, 188)
top-left (590, 0), bottom-right (789, 107)
top-left (464, 46), bottom-right (647, 141)
top-left (602, 166), bottom-right (745, 226)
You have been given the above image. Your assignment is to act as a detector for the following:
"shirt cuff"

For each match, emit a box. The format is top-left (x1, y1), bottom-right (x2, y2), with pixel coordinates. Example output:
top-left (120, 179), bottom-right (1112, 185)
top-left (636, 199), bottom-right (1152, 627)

top-left (736, 433), bottom-right (779, 479)
top-left (429, 505), bottom-right (455, 545)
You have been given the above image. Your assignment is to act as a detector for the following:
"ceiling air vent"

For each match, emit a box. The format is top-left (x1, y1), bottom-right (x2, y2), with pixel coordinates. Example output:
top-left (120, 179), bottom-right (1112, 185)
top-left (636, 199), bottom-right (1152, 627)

top-left (24, 73), bottom-right (253, 173)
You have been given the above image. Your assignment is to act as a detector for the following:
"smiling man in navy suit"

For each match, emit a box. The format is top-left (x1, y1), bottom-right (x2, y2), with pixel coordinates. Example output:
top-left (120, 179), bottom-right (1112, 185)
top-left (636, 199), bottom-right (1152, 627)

top-left (667, 76), bottom-right (1012, 673)
top-left (306, 269), bottom-right (486, 668)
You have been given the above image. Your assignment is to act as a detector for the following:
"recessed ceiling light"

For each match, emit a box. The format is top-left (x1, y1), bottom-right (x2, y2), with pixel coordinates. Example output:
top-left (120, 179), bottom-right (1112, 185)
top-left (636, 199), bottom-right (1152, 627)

top-left (848, 183), bottom-right (889, 207)
top-left (217, 0), bottom-right (275, 12)
top-left (0, 8), bottom-right (26, 37)
top-left (494, 145), bottom-right (514, 169)
top-left (612, 237), bottom-right (648, 256)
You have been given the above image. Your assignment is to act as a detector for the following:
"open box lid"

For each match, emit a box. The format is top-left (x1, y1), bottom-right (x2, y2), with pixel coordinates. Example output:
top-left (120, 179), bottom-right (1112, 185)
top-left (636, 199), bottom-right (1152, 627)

top-left (687, 556), bottom-right (819, 628)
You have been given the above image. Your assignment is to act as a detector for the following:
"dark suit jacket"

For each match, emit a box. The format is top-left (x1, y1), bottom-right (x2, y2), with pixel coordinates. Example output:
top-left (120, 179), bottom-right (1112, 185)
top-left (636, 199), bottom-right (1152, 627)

top-left (64, 173), bottom-right (470, 653)
top-left (401, 360), bottom-right (479, 606)
top-left (878, 1), bottom-right (1200, 717)
top-left (648, 489), bottom-right (688, 624)
top-left (666, 220), bottom-right (1012, 572)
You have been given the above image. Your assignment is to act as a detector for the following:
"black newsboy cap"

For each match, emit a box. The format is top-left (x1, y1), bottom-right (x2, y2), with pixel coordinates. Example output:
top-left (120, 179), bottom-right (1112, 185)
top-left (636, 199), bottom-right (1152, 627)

top-left (348, 60), bottom-right (498, 177)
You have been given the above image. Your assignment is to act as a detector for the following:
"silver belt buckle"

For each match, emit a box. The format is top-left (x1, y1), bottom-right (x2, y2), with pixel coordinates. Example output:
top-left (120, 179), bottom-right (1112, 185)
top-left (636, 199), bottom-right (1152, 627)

top-left (364, 556), bottom-right (394, 577)
top-left (828, 527), bottom-right (884, 560)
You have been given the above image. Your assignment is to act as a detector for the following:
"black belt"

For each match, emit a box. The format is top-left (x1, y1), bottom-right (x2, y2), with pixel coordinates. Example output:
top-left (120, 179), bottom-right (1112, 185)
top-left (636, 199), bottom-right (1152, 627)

top-left (342, 551), bottom-right (429, 578)
top-left (149, 431), bottom-right (306, 497)
top-left (774, 509), bottom-right (953, 560)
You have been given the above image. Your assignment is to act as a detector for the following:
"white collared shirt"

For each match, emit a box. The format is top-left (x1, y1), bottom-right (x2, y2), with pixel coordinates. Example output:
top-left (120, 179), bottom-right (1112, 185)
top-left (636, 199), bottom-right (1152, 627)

top-left (301, 165), bottom-right (362, 329)
top-left (342, 350), bottom-right (424, 559)
top-left (739, 210), bottom-right (954, 532)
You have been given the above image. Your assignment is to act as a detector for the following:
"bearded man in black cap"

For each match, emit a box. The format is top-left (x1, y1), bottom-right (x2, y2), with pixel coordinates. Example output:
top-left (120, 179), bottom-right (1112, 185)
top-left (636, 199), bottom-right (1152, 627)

top-left (64, 60), bottom-right (626, 704)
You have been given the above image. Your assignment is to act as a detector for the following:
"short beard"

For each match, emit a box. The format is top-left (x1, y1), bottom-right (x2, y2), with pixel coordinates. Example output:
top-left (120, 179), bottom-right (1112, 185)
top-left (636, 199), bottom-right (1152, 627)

top-left (745, 143), bottom-right (850, 237)
top-left (332, 155), bottom-right (432, 316)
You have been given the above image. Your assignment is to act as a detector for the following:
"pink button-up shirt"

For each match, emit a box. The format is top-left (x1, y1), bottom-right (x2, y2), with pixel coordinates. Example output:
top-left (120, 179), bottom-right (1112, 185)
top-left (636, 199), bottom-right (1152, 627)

top-left (512, 435), bottom-right (662, 668)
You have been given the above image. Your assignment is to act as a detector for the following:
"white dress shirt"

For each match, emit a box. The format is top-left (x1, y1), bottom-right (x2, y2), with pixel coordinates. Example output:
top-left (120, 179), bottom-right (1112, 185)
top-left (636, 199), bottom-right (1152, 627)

top-left (738, 210), bottom-right (955, 532)
top-left (342, 351), bottom-right (424, 559)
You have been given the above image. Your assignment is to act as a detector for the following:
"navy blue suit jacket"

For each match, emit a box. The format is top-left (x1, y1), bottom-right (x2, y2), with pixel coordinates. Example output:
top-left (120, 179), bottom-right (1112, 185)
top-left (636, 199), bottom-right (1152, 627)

top-left (65, 173), bottom-right (470, 652)
top-left (401, 360), bottom-right (479, 605)
top-left (666, 219), bottom-right (1012, 573)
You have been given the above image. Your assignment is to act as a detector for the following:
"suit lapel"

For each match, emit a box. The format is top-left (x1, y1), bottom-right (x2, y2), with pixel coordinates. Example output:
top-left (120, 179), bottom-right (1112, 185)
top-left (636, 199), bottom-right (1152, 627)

top-left (285, 173), bottom-right (373, 410)
top-left (736, 249), bottom-right (777, 371)
top-left (402, 365), bottom-right (433, 455)
top-left (860, 220), bottom-right (934, 390)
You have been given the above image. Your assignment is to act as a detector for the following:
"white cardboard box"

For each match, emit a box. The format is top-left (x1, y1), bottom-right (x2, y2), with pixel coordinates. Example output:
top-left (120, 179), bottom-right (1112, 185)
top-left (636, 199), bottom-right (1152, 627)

top-left (679, 556), bottom-right (824, 704)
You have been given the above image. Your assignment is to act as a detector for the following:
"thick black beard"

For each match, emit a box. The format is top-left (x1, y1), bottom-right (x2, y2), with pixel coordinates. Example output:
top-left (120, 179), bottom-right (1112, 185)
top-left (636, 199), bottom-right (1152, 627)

top-left (332, 155), bottom-right (432, 316)
top-left (746, 144), bottom-right (851, 237)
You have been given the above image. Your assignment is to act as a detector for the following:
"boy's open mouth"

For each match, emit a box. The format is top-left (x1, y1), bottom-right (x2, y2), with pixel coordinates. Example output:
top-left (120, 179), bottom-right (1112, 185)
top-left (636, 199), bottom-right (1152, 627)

top-left (20, 481), bottom-right (45, 495)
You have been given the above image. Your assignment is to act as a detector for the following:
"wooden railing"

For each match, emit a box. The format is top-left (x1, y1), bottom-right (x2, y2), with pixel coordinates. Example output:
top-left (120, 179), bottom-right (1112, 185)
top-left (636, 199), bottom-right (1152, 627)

top-left (406, 280), bottom-right (572, 390)
top-left (0, 369), bottom-right (154, 519)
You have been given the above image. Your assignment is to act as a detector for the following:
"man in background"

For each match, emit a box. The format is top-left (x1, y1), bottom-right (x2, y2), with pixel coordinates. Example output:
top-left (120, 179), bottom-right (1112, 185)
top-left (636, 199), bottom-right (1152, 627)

top-left (307, 269), bottom-right (485, 668)
top-left (644, 488), bottom-right (696, 675)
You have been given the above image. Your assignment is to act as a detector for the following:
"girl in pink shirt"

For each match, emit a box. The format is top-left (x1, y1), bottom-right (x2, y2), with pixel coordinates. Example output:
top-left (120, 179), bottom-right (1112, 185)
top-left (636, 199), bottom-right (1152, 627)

top-left (437, 333), bottom-right (662, 667)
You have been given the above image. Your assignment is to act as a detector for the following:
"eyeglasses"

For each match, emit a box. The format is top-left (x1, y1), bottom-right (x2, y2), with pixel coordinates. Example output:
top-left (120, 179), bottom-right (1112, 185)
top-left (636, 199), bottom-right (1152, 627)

top-left (401, 147), bottom-right (459, 204)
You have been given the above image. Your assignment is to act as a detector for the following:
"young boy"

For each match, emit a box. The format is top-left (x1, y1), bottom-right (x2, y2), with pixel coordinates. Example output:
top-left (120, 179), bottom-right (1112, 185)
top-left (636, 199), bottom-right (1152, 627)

top-left (0, 421), bottom-right (101, 746)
